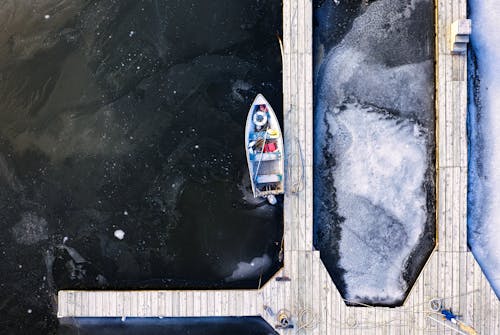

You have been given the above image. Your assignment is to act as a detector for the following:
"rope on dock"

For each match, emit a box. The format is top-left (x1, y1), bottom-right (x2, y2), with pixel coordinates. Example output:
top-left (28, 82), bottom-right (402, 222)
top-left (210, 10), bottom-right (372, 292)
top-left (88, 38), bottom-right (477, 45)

top-left (336, 291), bottom-right (482, 332)
top-left (294, 307), bottom-right (320, 334)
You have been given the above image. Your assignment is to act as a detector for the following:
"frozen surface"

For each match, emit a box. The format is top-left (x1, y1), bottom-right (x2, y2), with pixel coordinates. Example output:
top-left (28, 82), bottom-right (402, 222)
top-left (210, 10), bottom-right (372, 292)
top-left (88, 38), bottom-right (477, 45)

top-left (326, 103), bottom-right (428, 303)
top-left (314, 0), bottom-right (435, 305)
top-left (225, 254), bottom-right (271, 282)
top-left (468, 0), bottom-right (500, 298)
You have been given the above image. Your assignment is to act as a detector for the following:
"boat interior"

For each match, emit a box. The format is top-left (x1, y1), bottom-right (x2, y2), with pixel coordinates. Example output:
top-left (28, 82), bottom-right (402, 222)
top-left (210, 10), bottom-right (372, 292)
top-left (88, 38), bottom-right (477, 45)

top-left (247, 103), bottom-right (284, 197)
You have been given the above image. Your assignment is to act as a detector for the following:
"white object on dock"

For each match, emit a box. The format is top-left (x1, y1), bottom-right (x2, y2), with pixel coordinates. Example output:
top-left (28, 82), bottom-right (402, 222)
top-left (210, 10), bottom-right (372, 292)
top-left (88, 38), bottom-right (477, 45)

top-left (450, 19), bottom-right (471, 54)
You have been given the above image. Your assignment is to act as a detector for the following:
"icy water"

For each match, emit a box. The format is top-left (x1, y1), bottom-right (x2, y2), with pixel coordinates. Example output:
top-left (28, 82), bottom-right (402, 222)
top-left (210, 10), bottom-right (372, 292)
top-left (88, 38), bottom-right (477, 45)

top-left (313, 0), bottom-right (436, 306)
top-left (0, 1), bottom-right (282, 334)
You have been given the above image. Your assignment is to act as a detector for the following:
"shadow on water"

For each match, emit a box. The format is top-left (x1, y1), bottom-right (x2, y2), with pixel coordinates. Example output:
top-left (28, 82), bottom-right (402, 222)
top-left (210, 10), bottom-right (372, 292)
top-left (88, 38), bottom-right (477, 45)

top-left (0, 0), bottom-right (282, 333)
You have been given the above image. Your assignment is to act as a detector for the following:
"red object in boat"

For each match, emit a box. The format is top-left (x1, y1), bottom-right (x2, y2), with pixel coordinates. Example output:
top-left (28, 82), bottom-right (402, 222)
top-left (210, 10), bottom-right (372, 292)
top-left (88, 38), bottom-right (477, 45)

top-left (264, 143), bottom-right (277, 153)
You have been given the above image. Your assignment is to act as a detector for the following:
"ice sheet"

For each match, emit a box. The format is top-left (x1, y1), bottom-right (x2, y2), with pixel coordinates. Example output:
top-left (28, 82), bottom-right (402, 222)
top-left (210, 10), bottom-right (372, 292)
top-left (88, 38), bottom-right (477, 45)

top-left (467, 0), bottom-right (500, 297)
top-left (315, 0), bottom-right (434, 304)
top-left (327, 103), bottom-right (427, 303)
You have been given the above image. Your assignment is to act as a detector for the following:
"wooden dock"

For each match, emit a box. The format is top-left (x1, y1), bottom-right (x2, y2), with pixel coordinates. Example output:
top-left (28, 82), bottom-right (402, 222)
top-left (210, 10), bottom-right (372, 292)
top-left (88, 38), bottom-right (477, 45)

top-left (58, 0), bottom-right (500, 333)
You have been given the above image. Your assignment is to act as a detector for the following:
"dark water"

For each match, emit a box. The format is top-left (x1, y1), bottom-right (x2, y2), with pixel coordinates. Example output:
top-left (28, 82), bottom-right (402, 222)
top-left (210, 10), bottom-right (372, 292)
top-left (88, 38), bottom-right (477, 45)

top-left (0, 1), bottom-right (282, 334)
top-left (58, 317), bottom-right (277, 335)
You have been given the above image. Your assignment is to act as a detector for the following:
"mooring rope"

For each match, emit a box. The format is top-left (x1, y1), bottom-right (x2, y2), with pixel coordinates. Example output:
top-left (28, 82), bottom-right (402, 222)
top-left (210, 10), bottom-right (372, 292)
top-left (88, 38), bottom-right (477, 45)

top-left (334, 290), bottom-right (483, 332)
top-left (294, 307), bottom-right (320, 334)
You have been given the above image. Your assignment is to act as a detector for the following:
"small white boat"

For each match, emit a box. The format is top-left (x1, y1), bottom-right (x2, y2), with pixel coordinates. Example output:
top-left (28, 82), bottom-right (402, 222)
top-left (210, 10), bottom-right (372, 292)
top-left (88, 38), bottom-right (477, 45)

top-left (245, 94), bottom-right (284, 198)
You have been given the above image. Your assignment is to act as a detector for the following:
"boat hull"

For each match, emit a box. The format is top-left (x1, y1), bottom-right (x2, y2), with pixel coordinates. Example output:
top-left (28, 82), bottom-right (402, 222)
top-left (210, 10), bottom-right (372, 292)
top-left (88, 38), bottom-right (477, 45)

top-left (245, 94), bottom-right (285, 198)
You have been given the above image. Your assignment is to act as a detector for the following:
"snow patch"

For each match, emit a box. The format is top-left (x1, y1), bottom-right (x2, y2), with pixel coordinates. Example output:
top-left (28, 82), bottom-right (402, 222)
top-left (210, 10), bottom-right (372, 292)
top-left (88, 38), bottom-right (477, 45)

top-left (468, 0), bottom-right (500, 298)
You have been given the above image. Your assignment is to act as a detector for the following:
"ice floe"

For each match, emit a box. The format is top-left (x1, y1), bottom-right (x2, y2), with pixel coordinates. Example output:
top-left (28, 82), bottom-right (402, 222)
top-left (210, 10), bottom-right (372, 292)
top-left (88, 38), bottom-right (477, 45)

top-left (114, 229), bottom-right (125, 240)
top-left (225, 254), bottom-right (271, 282)
top-left (327, 103), bottom-right (427, 303)
top-left (314, 0), bottom-right (434, 304)
top-left (467, 0), bottom-right (500, 298)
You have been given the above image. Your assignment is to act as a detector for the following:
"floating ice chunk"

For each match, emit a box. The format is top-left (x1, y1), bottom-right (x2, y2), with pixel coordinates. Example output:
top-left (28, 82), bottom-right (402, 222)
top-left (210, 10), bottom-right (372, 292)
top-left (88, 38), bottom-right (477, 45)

top-left (123, 210), bottom-right (128, 216)
top-left (114, 229), bottom-right (125, 240)
top-left (129, 31), bottom-right (135, 37)
top-left (44, 14), bottom-right (50, 20)
top-left (225, 254), bottom-right (271, 282)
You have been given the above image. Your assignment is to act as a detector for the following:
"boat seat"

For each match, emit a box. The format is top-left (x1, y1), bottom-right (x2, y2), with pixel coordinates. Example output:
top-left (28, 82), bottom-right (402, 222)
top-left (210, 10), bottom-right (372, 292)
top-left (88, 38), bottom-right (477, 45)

top-left (249, 131), bottom-right (279, 141)
top-left (250, 152), bottom-right (281, 161)
top-left (256, 174), bottom-right (282, 184)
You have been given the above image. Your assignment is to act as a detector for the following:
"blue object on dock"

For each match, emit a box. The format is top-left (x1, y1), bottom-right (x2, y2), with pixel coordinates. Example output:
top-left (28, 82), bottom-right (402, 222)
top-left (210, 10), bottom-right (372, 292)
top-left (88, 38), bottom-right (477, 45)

top-left (441, 309), bottom-right (458, 321)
